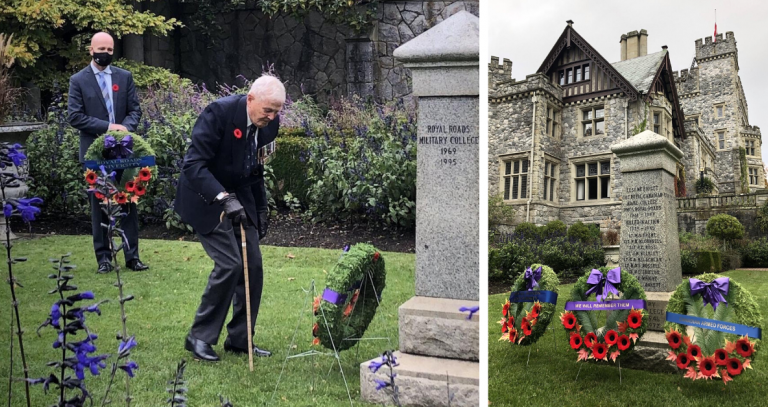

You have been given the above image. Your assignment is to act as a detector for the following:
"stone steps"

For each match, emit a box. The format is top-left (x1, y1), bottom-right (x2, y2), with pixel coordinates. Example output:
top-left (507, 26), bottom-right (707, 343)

top-left (398, 296), bottom-right (479, 361)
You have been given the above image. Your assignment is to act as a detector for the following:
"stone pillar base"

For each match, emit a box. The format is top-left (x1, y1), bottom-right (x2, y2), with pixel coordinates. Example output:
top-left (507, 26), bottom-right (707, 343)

top-left (360, 352), bottom-right (479, 406)
top-left (645, 291), bottom-right (673, 332)
top-left (399, 297), bottom-right (479, 361)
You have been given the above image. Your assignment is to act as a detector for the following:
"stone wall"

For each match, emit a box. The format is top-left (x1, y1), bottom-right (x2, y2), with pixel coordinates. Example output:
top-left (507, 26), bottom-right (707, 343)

top-left (677, 191), bottom-right (768, 238)
top-left (134, 1), bottom-right (478, 106)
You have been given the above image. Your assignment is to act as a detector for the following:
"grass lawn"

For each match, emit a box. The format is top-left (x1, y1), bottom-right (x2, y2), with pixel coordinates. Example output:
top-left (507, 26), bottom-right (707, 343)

top-left (1, 236), bottom-right (415, 406)
top-left (489, 270), bottom-right (768, 407)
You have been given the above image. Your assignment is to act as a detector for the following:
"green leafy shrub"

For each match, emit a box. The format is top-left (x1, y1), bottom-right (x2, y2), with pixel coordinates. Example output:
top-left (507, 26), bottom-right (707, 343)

top-left (304, 97), bottom-right (416, 227)
top-left (742, 237), bottom-right (768, 268)
top-left (681, 251), bottom-right (722, 274)
top-left (513, 222), bottom-right (540, 240)
top-left (756, 199), bottom-right (768, 234)
top-left (695, 177), bottom-right (715, 194)
top-left (269, 134), bottom-right (310, 206)
top-left (679, 232), bottom-right (720, 252)
top-left (706, 214), bottom-right (745, 242)
top-left (680, 249), bottom-right (697, 274)
top-left (26, 91), bottom-right (90, 216)
top-left (492, 234), bottom-right (605, 283)
top-left (489, 193), bottom-right (516, 233)
top-left (541, 220), bottom-right (566, 237)
top-left (567, 221), bottom-right (600, 243)
top-left (112, 59), bottom-right (193, 89)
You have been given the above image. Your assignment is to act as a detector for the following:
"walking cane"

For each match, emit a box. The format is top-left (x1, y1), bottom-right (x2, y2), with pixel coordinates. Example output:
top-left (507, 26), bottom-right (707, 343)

top-left (240, 221), bottom-right (255, 372)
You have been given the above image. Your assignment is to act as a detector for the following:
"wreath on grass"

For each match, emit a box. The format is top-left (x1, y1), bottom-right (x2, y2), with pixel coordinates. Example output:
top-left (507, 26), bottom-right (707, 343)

top-left (499, 263), bottom-right (559, 346)
top-left (312, 243), bottom-right (386, 351)
top-left (664, 273), bottom-right (763, 383)
top-left (561, 267), bottom-right (648, 362)
top-left (84, 132), bottom-right (156, 204)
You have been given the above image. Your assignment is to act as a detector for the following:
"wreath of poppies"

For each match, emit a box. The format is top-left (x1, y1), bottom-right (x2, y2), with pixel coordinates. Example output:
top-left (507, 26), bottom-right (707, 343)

top-left (560, 267), bottom-right (648, 362)
top-left (312, 243), bottom-right (386, 351)
top-left (84, 132), bottom-right (156, 204)
top-left (664, 273), bottom-right (763, 384)
top-left (499, 263), bottom-right (559, 346)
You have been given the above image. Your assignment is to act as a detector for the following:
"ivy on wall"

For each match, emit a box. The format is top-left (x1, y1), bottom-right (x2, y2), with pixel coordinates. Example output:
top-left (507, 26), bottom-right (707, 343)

top-left (739, 147), bottom-right (749, 193)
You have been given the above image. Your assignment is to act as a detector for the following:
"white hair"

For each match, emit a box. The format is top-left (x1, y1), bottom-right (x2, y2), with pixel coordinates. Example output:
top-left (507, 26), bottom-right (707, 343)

top-left (248, 74), bottom-right (286, 104)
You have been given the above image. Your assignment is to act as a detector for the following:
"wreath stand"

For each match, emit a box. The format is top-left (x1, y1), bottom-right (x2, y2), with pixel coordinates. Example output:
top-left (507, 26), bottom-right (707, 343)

top-left (573, 307), bottom-right (623, 384)
top-left (269, 272), bottom-right (391, 407)
top-left (524, 326), bottom-right (558, 367)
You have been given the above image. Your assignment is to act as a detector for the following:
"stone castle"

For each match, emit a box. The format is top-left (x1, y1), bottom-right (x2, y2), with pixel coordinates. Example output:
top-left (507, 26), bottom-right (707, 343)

top-left (488, 22), bottom-right (766, 227)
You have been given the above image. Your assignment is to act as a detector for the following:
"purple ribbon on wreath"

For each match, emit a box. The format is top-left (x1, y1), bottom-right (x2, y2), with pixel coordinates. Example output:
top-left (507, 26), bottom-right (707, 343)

top-left (104, 135), bottom-right (134, 159)
top-left (524, 266), bottom-right (542, 291)
top-left (585, 267), bottom-right (620, 302)
top-left (689, 277), bottom-right (729, 310)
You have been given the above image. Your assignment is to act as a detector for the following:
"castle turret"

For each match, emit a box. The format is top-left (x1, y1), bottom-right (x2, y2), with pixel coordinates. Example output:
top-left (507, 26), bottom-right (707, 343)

top-left (488, 56), bottom-right (512, 85)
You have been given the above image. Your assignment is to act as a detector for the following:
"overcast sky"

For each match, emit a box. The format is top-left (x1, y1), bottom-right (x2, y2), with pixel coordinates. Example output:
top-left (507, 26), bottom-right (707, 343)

top-left (486, 0), bottom-right (768, 164)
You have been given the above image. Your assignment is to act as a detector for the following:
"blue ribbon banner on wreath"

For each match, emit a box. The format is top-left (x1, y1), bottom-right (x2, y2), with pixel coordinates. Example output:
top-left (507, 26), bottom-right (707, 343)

top-left (84, 156), bottom-right (156, 171)
top-left (508, 290), bottom-right (558, 304)
top-left (666, 311), bottom-right (762, 339)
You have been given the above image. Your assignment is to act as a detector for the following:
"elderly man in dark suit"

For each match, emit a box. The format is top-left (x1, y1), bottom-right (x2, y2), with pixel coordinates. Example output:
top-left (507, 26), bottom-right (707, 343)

top-left (175, 74), bottom-right (284, 361)
top-left (68, 32), bottom-right (148, 274)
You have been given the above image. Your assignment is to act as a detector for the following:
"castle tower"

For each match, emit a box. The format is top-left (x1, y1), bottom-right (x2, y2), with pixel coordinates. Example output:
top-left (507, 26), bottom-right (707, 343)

top-left (677, 31), bottom-right (764, 193)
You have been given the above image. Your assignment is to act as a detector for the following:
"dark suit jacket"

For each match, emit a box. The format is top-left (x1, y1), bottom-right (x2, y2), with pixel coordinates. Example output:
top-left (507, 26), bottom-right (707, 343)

top-left (175, 94), bottom-right (279, 235)
top-left (68, 64), bottom-right (142, 162)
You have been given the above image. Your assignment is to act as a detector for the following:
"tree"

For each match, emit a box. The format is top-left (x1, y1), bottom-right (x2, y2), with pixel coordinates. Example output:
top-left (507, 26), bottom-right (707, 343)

top-left (0, 0), bottom-right (180, 88)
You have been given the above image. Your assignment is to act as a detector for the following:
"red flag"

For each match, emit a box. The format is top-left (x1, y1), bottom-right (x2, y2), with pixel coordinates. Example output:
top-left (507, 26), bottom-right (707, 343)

top-left (714, 23), bottom-right (718, 42)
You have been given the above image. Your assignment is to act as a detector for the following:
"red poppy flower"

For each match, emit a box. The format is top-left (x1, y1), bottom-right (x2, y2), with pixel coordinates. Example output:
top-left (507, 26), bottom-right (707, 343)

top-left (617, 335), bottom-right (630, 351)
top-left (234, 128), bottom-right (243, 139)
top-left (727, 357), bottom-right (743, 376)
top-left (312, 337), bottom-right (320, 346)
top-left (592, 342), bottom-right (608, 360)
top-left (561, 312), bottom-right (577, 330)
top-left (134, 183), bottom-right (146, 196)
top-left (569, 332), bottom-right (583, 350)
top-left (736, 338), bottom-right (755, 358)
top-left (500, 319), bottom-right (508, 333)
top-left (114, 192), bottom-right (128, 204)
top-left (508, 328), bottom-right (518, 344)
top-left (604, 330), bottom-right (618, 346)
top-left (676, 353), bottom-right (691, 369)
top-left (698, 356), bottom-right (717, 377)
top-left (112, 84), bottom-right (119, 92)
top-left (687, 344), bottom-right (702, 360)
top-left (84, 170), bottom-right (98, 185)
top-left (666, 330), bottom-right (682, 350)
top-left (627, 309), bottom-right (643, 329)
top-left (502, 301), bottom-right (510, 317)
top-left (138, 167), bottom-right (152, 182)
top-left (312, 323), bottom-right (318, 336)
top-left (529, 302), bottom-right (541, 319)
top-left (313, 295), bottom-right (321, 315)
top-left (714, 348), bottom-right (729, 366)
top-left (521, 318), bottom-right (532, 336)
top-left (125, 180), bottom-right (136, 192)
top-left (373, 252), bottom-right (380, 262)
top-left (584, 332), bottom-right (597, 348)
top-left (94, 192), bottom-right (105, 200)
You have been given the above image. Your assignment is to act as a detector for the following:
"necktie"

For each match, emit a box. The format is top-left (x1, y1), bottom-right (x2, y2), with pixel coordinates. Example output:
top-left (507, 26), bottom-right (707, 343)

top-left (97, 72), bottom-right (115, 124)
top-left (244, 124), bottom-right (257, 175)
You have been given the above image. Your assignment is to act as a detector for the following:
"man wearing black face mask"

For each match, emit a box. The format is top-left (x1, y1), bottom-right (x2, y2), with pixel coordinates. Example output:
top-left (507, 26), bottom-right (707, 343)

top-left (68, 32), bottom-right (147, 274)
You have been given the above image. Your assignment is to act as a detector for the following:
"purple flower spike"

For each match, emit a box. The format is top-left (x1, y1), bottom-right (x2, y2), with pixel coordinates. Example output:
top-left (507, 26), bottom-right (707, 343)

top-left (119, 361), bottom-right (138, 378)
top-left (368, 360), bottom-right (384, 373)
top-left (16, 197), bottom-right (43, 223)
top-left (118, 336), bottom-right (137, 355)
top-left (459, 305), bottom-right (480, 320)
top-left (374, 378), bottom-right (390, 391)
top-left (3, 203), bottom-right (12, 218)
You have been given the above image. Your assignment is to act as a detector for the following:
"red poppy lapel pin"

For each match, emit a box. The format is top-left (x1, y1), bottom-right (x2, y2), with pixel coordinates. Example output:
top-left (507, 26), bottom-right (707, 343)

top-left (234, 128), bottom-right (243, 139)
top-left (112, 84), bottom-right (119, 92)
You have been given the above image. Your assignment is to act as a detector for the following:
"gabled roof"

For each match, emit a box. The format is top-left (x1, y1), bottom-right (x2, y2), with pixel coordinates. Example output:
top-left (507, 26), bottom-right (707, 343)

top-left (612, 50), bottom-right (667, 93)
top-left (537, 25), bottom-right (641, 101)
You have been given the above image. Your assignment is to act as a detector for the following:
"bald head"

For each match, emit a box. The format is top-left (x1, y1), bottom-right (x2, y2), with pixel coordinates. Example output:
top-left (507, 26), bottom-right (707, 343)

top-left (90, 32), bottom-right (114, 68)
top-left (246, 74), bottom-right (286, 128)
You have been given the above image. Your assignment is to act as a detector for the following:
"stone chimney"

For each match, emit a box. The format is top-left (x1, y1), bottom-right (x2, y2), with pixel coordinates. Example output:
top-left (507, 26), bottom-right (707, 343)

top-left (620, 29), bottom-right (648, 61)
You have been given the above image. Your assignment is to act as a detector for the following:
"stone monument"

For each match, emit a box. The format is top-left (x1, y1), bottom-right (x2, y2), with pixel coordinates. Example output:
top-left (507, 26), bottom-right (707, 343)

top-left (360, 11), bottom-right (479, 406)
top-left (611, 130), bottom-right (683, 371)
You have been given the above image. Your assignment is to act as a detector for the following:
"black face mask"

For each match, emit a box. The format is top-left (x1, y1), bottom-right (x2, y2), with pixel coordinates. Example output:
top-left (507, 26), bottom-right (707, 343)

top-left (93, 52), bottom-right (113, 67)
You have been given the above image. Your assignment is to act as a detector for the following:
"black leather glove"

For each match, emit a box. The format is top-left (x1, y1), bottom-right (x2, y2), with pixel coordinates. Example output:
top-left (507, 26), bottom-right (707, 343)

top-left (257, 210), bottom-right (269, 240)
top-left (219, 194), bottom-right (246, 224)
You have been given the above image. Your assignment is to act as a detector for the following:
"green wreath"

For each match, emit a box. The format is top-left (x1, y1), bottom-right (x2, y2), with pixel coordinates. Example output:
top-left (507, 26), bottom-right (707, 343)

top-left (312, 243), bottom-right (386, 351)
top-left (560, 267), bottom-right (648, 362)
top-left (84, 132), bottom-right (156, 196)
top-left (664, 273), bottom-right (762, 383)
top-left (499, 263), bottom-right (559, 346)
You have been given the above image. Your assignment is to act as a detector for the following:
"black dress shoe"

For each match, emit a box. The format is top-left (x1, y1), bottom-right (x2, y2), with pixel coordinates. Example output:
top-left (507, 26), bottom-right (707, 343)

top-left (97, 262), bottom-right (114, 274)
top-left (223, 337), bottom-right (272, 357)
top-left (126, 259), bottom-right (149, 271)
top-left (185, 335), bottom-right (220, 362)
